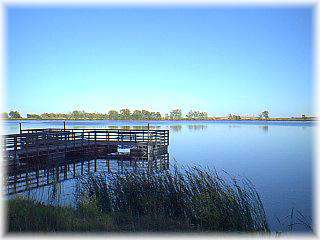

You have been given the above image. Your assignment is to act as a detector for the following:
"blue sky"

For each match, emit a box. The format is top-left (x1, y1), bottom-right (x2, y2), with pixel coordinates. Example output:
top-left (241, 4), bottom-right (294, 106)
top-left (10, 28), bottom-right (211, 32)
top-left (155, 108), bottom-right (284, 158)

top-left (6, 6), bottom-right (314, 117)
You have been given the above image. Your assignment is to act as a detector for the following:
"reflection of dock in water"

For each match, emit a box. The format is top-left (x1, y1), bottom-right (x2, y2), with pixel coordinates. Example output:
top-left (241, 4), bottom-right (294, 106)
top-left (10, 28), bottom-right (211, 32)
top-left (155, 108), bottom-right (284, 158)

top-left (6, 154), bottom-right (169, 195)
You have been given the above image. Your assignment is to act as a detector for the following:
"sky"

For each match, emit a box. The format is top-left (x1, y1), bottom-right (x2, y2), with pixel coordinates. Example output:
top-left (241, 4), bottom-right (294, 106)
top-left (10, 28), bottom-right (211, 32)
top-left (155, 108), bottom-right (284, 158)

top-left (6, 6), bottom-right (314, 117)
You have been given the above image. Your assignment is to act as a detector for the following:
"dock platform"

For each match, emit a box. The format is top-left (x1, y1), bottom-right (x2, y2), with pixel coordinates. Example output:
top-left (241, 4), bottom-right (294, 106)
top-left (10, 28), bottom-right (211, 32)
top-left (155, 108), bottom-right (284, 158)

top-left (2, 127), bottom-right (169, 175)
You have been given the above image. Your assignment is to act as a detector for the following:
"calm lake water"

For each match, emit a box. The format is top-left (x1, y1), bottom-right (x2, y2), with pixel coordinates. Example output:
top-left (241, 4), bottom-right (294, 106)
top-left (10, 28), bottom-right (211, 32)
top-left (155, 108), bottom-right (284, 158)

top-left (2, 120), bottom-right (314, 232)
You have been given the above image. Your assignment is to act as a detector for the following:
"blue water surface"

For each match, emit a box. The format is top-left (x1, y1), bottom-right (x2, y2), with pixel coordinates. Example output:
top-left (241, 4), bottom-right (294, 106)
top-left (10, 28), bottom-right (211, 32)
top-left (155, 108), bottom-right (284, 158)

top-left (2, 120), bottom-right (315, 232)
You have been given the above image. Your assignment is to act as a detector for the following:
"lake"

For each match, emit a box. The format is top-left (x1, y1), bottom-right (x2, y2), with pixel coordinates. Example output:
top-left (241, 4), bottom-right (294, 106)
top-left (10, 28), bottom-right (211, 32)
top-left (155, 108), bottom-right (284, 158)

top-left (2, 120), bottom-right (314, 233)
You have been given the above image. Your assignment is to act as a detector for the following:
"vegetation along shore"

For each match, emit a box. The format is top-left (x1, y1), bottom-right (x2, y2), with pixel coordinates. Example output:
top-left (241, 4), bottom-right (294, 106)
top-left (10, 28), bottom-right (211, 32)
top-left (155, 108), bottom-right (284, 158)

top-left (1, 109), bottom-right (316, 121)
top-left (7, 167), bottom-right (270, 233)
top-left (7, 166), bottom-right (312, 233)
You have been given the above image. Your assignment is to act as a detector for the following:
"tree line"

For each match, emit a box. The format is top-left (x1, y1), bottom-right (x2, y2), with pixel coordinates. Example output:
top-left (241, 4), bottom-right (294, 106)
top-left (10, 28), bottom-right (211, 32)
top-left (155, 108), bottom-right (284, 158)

top-left (0, 109), bottom-right (280, 121)
top-left (1, 109), bottom-right (210, 120)
top-left (1, 109), bottom-right (313, 121)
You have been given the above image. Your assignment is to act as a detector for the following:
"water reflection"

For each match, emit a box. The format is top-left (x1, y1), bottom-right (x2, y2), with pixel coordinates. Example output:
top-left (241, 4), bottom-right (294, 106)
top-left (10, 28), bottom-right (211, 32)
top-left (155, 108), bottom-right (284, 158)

top-left (228, 125), bottom-right (242, 129)
top-left (187, 125), bottom-right (208, 131)
top-left (107, 125), bottom-right (161, 130)
top-left (7, 154), bottom-right (169, 197)
top-left (260, 125), bottom-right (269, 133)
top-left (170, 125), bottom-right (182, 132)
top-left (71, 125), bottom-right (163, 130)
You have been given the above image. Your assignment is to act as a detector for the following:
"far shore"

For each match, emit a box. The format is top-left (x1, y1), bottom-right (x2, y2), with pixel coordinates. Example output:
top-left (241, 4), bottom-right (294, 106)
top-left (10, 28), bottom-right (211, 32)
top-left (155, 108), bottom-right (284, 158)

top-left (1, 117), bottom-right (317, 122)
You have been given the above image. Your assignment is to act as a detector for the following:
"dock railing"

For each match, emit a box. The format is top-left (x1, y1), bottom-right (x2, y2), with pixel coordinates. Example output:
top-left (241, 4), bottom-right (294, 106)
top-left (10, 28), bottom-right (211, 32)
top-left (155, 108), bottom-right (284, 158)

top-left (2, 128), bottom-right (169, 160)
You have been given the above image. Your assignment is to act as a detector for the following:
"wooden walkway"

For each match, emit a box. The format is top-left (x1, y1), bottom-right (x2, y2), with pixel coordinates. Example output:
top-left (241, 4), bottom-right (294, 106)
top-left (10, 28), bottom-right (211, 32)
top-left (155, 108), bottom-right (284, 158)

top-left (2, 127), bottom-right (169, 174)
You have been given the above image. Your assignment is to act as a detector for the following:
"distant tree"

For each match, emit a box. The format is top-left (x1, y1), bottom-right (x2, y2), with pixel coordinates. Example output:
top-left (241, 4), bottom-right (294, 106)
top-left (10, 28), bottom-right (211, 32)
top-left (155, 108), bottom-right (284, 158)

top-left (170, 109), bottom-right (182, 120)
top-left (141, 110), bottom-right (151, 120)
top-left (1, 112), bottom-right (8, 119)
top-left (8, 110), bottom-right (21, 119)
top-left (155, 112), bottom-right (162, 120)
top-left (186, 110), bottom-right (195, 120)
top-left (132, 110), bottom-right (143, 120)
top-left (71, 110), bottom-right (86, 119)
top-left (119, 109), bottom-right (131, 120)
top-left (199, 112), bottom-right (208, 120)
top-left (261, 111), bottom-right (269, 119)
top-left (108, 110), bottom-right (119, 120)
top-left (186, 110), bottom-right (208, 120)
top-left (27, 113), bottom-right (41, 119)
top-left (227, 114), bottom-right (241, 120)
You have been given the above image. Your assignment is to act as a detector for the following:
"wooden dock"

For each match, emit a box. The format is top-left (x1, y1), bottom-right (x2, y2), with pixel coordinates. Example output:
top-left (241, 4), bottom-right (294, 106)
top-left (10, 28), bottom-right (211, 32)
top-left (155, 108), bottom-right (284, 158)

top-left (2, 127), bottom-right (169, 175)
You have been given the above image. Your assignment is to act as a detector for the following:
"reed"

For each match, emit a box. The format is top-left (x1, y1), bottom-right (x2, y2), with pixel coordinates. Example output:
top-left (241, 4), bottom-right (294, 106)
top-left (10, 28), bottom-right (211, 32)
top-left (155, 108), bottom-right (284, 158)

top-left (75, 166), bottom-right (270, 232)
top-left (7, 166), bottom-right (313, 233)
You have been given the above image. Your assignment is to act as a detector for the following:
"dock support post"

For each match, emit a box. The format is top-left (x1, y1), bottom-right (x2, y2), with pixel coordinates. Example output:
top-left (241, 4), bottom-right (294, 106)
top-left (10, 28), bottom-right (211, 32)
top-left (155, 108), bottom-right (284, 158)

top-left (63, 121), bottom-right (66, 131)
top-left (19, 122), bottom-right (22, 134)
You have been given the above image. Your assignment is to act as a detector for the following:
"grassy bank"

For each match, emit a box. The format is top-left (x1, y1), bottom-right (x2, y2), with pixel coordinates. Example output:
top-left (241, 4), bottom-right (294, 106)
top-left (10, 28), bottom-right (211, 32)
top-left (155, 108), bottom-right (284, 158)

top-left (7, 197), bottom-right (115, 232)
top-left (7, 167), bottom-right (269, 233)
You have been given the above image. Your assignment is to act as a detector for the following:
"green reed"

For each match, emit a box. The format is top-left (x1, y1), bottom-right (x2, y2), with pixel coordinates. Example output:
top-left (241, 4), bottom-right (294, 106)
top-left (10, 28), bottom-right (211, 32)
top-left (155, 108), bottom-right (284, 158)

top-left (75, 166), bottom-right (270, 232)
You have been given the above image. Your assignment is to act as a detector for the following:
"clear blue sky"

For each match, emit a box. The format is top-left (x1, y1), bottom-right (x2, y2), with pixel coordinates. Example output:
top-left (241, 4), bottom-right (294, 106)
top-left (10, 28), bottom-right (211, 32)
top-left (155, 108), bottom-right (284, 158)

top-left (6, 6), bottom-right (314, 117)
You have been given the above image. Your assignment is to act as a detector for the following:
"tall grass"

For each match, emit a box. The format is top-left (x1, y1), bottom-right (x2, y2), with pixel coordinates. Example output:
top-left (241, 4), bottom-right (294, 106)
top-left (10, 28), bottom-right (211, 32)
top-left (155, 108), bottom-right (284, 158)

top-left (75, 166), bottom-right (270, 232)
top-left (7, 197), bottom-right (114, 232)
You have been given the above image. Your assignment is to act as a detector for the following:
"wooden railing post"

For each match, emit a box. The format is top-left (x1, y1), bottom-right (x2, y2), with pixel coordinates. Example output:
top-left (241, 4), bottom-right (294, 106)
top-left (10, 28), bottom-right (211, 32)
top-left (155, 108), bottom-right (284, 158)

top-left (13, 136), bottom-right (17, 164)
top-left (155, 131), bottom-right (158, 145)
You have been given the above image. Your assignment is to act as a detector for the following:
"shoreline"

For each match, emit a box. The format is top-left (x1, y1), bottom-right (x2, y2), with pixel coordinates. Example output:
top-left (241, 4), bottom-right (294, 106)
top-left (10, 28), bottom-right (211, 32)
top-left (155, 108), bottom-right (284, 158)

top-left (1, 118), bottom-right (317, 122)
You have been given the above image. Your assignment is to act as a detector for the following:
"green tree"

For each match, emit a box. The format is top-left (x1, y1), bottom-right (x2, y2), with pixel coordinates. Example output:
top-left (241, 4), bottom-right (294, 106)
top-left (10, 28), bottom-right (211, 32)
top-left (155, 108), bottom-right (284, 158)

top-left (141, 110), bottom-right (151, 120)
top-left (186, 110), bottom-right (195, 120)
top-left (170, 109), bottom-right (182, 120)
top-left (119, 109), bottom-right (131, 120)
top-left (27, 113), bottom-right (41, 119)
top-left (108, 110), bottom-right (119, 120)
top-left (8, 110), bottom-right (21, 119)
top-left (260, 111), bottom-right (269, 119)
top-left (186, 110), bottom-right (208, 120)
top-left (199, 112), bottom-right (208, 120)
top-left (71, 110), bottom-right (86, 119)
top-left (132, 110), bottom-right (143, 120)
top-left (227, 114), bottom-right (241, 120)
top-left (155, 112), bottom-right (162, 120)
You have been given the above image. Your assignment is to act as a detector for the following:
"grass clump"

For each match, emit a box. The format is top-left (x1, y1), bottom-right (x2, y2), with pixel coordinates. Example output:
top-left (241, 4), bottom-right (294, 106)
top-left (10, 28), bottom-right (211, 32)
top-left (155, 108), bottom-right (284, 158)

top-left (7, 166), bottom-right (269, 232)
top-left (76, 166), bottom-right (270, 232)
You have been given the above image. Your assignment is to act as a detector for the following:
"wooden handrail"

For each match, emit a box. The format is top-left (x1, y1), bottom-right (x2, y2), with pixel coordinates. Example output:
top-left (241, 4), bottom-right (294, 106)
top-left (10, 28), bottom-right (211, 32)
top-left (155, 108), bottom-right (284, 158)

top-left (2, 128), bottom-right (169, 153)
